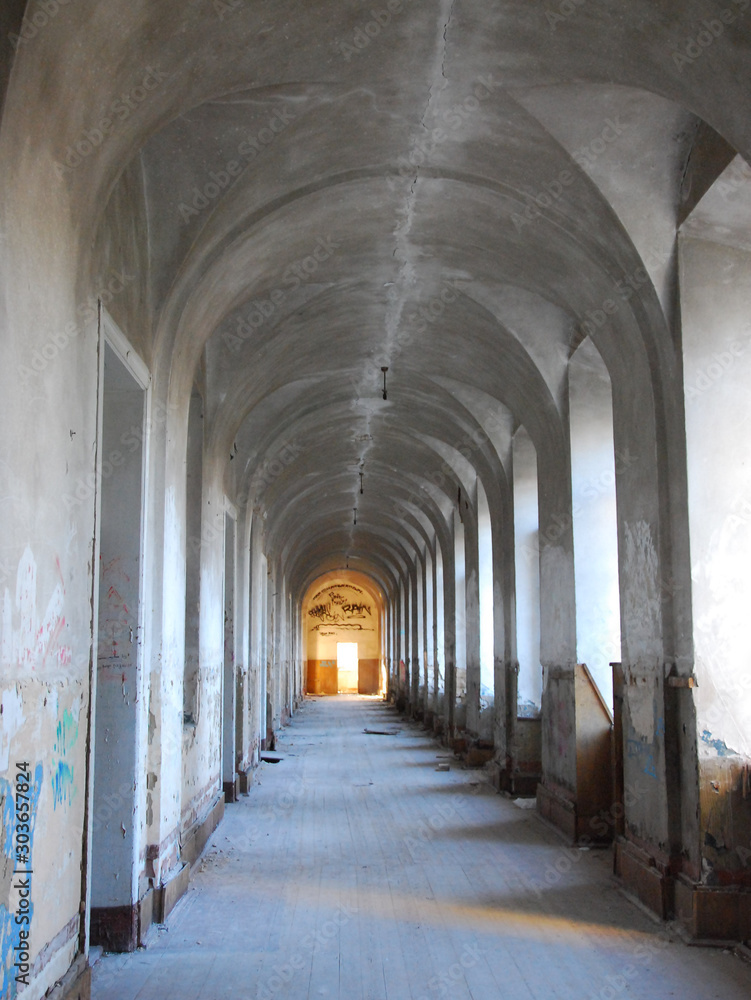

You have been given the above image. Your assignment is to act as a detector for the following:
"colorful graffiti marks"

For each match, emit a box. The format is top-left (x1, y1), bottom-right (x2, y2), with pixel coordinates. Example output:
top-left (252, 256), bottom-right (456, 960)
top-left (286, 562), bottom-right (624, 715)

top-left (1, 763), bottom-right (43, 999)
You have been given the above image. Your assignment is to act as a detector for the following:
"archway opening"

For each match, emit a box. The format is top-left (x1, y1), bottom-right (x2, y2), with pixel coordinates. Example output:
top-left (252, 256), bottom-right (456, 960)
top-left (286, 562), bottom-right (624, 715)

top-left (302, 571), bottom-right (384, 696)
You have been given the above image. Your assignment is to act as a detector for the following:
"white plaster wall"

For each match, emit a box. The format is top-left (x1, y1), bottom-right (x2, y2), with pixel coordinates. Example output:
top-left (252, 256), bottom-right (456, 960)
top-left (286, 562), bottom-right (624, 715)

top-left (513, 427), bottom-right (542, 711)
top-left (569, 338), bottom-right (620, 709)
top-left (424, 548), bottom-right (434, 712)
top-left (417, 559), bottom-right (426, 704)
top-left (435, 544), bottom-right (445, 700)
top-left (454, 513), bottom-right (467, 689)
top-left (0, 190), bottom-right (100, 997)
top-left (681, 236), bottom-right (751, 758)
top-left (477, 480), bottom-right (494, 698)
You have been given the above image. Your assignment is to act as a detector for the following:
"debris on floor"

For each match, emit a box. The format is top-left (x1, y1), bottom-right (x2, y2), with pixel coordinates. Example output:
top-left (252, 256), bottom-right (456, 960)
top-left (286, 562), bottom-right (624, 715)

top-left (363, 728), bottom-right (401, 735)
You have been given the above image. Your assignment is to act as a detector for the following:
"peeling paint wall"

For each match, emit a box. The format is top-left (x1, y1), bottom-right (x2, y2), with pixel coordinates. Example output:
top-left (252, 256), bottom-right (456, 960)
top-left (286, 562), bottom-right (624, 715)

top-left (0, 547), bottom-right (87, 997)
top-left (681, 233), bottom-right (751, 883)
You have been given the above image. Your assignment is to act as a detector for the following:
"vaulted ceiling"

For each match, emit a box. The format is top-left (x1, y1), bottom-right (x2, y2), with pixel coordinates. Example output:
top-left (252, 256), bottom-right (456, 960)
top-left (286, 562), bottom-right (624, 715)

top-left (4, 0), bottom-right (748, 597)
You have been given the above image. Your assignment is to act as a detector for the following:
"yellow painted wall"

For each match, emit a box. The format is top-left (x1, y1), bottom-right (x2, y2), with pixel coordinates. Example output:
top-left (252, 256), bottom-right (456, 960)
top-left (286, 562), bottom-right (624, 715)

top-left (303, 571), bottom-right (383, 694)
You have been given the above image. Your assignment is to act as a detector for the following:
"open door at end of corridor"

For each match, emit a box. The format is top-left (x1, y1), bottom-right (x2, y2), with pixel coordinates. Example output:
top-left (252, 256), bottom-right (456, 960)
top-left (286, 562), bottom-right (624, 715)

top-left (337, 642), bottom-right (358, 693)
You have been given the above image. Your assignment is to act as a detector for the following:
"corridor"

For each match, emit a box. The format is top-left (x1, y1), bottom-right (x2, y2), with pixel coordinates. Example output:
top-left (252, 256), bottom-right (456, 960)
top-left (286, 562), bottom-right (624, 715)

top-left (91, 698), bottom-right (751, 1000)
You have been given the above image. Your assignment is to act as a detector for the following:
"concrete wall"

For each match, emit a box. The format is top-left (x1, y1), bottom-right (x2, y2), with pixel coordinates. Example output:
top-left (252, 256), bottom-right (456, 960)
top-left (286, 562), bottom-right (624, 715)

top-left (681, 233), bottom-right (751, 886)
top-left (4, 6), bottom-right (751, 994)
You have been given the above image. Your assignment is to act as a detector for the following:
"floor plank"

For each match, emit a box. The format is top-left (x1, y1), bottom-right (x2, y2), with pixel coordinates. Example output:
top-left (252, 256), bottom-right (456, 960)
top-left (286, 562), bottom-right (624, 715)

top-left (92, 696), bottom-right (751, 1000)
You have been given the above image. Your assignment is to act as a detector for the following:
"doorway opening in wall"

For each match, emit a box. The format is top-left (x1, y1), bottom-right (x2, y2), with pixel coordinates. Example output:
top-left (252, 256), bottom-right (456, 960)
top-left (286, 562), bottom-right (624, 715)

top-left (89, 318), bottom-right (150, 952)
top-left (337, 642), bottom-right (359, 693)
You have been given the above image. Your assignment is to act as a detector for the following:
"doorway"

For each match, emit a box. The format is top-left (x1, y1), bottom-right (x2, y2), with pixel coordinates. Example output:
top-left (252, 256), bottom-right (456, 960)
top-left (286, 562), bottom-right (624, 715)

top-left (90, 326), bottom-right (149, 951)
top-left (337, 642), bottom-right (358, 693)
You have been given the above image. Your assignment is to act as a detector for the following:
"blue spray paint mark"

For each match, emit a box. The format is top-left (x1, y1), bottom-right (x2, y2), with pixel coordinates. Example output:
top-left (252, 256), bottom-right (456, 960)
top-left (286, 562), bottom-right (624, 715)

top-left (51, 709), bottom-right (78, 810)
top-left (626, 737), bottom-right (658, 779)
top-left (54, 710), bottom-right (78, 756)
top-left (701, 730), bottom-right (739, 757)
top-left (1, 763), bottom-right (43, 1000)
top-left (51, 763), bottom-right (75, 810)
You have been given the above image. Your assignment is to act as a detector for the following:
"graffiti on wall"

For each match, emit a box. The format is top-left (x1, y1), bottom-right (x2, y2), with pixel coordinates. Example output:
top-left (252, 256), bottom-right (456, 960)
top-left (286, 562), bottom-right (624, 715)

top-left (0, 763), bottom-right (43, 999)
top-left (51, 707), bottom-right (79, 809)
top-left (1, 546), bottom-right (72, 672)
top-left (308, 584), bottom-right (375, 633)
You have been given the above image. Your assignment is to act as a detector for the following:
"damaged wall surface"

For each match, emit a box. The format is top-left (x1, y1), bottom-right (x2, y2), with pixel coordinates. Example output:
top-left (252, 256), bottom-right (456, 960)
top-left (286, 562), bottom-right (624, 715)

top-left (1, 2), bottom-right (751, 997)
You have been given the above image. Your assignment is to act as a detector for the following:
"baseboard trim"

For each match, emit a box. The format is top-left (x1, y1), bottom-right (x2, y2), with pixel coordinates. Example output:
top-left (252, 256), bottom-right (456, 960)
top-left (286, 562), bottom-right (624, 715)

top-left (536, 780), bottom-right (614, 845)
top-left (674, 873), bottom-right (751, 943)
top-left (536, 781), bottom-right (577, 842)
top-left (224, 776), bottom-right (240, 803)
top-left (181, 792), bottom-right (225, 868)
top-left (615, 837), bottom-right (671, 920)
top-left (154, 862), bottom-right (190, 924)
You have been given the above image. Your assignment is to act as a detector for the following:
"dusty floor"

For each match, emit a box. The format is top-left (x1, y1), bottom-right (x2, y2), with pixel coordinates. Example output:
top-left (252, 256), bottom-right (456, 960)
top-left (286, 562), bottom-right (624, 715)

top-left (91, 696), bottom-right (751, 999)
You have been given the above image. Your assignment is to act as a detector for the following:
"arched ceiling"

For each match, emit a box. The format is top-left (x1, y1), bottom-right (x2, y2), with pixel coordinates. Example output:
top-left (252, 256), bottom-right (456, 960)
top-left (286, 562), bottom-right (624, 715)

top-left (4, 0), bottom-right (748, 599)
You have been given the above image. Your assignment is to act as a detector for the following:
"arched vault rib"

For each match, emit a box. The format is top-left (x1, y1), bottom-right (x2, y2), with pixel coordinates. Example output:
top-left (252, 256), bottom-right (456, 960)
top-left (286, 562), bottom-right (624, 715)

top-left (205, 300), bottom-right (566, 473)
top-left (163, 162), bottom-right (671, 405)
top-left (225, 375), bottom-right (514, 513)
top-left (9, 0), bottom-right (748, 279)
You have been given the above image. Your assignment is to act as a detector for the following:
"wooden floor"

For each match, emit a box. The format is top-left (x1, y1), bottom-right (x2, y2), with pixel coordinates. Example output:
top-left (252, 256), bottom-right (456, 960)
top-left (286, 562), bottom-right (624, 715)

top-left (92, 696), bottom-right (751, 1000)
